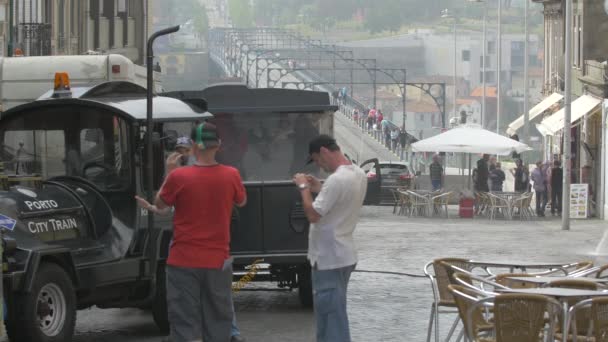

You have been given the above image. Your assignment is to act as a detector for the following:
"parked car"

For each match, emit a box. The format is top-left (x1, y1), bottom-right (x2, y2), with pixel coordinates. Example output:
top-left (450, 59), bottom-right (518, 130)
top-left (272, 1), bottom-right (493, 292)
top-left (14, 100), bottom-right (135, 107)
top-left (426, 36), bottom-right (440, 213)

top-left (365, 161), bottom-right (417, 204)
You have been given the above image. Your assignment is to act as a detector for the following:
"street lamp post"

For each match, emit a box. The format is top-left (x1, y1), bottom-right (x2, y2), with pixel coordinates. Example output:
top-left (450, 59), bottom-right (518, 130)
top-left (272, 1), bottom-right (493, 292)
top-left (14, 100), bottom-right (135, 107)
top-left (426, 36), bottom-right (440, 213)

top-left (497, 0), bottom-right (502, 135)
top-left (523, 0), bottom-right (530, 146)
top-left (467, 0), bottom-right (487, 128)
top-left (441, 9), bottom-right (458, 121)
top-left (563, 0), bottom-right (573, 231)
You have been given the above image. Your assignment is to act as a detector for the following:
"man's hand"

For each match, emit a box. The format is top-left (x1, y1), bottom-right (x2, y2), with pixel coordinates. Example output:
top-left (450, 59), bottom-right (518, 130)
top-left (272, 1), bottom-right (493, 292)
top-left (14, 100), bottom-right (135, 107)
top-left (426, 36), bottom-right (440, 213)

top-left (293, 173), bottom-right (321, 223)
top-left (135, 195), bottom-right (152, 210)
top-left (306, 175), bottom-right (322, 193)
top-left (166, 152), bottom-right (182, 173)
top-left (292, 173), bottom-right (309, 187)
top-left (135, 195), bottom-right (171, 215)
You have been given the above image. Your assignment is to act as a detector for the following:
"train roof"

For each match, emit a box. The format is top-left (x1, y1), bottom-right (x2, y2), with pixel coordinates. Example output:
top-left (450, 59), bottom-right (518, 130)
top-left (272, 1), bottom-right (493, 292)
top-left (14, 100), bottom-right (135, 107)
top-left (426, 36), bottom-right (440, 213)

top-left (1, 81), bottom-right (212, 123)
top-left (162, 84), bottom-right (338, 113)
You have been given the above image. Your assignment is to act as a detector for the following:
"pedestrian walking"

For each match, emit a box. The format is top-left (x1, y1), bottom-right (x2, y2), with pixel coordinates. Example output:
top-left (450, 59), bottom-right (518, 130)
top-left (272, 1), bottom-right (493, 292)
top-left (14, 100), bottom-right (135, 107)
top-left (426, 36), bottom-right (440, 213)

top-left (366, 109), bottom-right (376, 132)
top-left (429, 154), bottom-right (443, 191)
top-left (376, 110), bottom-right (384, 127)
top-left (149, 123), bottom-right (247, 342)
top-left (399, 129), bottom-right (407, 156)
top-left (550, 160), bottom-right (563, 216)
top-left (383, 126), bottom-right (391, 149)
top-left (489, 162), bottom-right (506, 192)
top-left (292, 135), bottom-right (367, 342)
top-left (530, 160), bottom-right (548, 217)
top-left (390, 128), bottom-right (399, 151)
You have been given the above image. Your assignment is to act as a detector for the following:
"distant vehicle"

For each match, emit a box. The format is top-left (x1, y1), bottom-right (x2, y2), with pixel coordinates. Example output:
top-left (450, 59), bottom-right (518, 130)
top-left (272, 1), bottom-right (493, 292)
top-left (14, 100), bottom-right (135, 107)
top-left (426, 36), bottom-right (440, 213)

top-left (0, 54), bottom-right (162, 112)
top-left (366, 161), bottom-right (417, 203)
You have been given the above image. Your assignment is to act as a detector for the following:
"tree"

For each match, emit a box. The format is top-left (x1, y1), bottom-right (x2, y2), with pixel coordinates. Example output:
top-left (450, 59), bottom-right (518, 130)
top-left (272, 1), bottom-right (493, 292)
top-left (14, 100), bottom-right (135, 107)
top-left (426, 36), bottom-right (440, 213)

top-left (228, 0), bottom-right (254, 28)
top-left (363, 0), bottom-right (403, 33)
top-left (192, 4), bottom-right (209, 43)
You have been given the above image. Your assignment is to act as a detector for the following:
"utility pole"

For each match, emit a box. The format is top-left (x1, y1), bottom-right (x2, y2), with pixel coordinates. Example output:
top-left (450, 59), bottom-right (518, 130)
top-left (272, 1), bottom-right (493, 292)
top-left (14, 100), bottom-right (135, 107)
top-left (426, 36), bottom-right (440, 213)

top-left (482, 5), bottom-right (487, 128)
top-left (453, 21), bottom-right (458, 121)
top-left (562, 0), bottom-right (572, 230)
top-left (496, 0), bottom-right (502, 135)
top-left (523, 0), bottom-right (530, 146)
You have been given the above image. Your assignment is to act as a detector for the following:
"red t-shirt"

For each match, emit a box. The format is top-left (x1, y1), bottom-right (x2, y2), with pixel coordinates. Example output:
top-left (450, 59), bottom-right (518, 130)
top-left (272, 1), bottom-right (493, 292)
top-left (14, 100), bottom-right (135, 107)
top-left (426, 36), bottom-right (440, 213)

top-left (159, 164), bottom-right (246, 268)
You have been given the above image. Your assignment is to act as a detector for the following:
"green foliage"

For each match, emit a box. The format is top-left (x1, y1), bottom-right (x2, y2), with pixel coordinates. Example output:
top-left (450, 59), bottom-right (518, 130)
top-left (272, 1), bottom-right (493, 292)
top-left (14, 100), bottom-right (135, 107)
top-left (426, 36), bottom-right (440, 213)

top-left (192, 4), bottom-right (209, 38)
top-left (247, 0), bottom-right (542, 37)
top-left (228, 0), bottom-right (254, 28)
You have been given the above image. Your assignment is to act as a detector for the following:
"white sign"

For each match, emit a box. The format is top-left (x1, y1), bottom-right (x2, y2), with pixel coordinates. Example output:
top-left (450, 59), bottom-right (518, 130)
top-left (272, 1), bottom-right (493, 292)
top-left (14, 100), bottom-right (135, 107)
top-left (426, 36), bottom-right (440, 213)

top-left (570, 183), bottom-right (589, 219)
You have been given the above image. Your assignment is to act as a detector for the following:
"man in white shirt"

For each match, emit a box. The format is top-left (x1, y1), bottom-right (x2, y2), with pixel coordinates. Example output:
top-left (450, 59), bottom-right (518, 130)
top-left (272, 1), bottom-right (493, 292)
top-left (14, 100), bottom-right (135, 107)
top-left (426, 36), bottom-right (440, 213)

top-left (292, 135), bottom-right (367, 342)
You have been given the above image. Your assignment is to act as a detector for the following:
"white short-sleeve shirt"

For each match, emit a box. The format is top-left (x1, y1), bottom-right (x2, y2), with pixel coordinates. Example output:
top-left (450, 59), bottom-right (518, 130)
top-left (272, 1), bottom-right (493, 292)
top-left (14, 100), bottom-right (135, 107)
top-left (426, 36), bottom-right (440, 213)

top-left (309, 164), bottom-right (368, 270)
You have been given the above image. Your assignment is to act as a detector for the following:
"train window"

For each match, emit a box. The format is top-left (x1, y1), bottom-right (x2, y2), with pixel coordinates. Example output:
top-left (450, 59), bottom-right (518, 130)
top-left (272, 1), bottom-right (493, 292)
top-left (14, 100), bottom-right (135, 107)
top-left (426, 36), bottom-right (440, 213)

top-left (79, 128), bottom-right (104, 168)
top-left (212, 111), bottom-right (332, 181)
top-left (3, 130), bottom-right (65, 178)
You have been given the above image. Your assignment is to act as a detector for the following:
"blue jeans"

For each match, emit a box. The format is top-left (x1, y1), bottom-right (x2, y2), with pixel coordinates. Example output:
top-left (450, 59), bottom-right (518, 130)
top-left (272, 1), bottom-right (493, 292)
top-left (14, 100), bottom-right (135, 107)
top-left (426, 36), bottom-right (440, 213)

top-left (231, 301), bottom-right (240, 336)
top-left (431, 179), bottom-right (442, 191)
top-left (312, 264), bottom-right (356, 342)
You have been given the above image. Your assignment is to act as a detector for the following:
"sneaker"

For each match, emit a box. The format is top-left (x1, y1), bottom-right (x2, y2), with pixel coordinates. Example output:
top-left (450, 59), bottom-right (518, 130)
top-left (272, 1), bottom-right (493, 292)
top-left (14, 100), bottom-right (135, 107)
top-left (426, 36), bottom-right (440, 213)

top-left (231, 336), bottom-right (247, 342)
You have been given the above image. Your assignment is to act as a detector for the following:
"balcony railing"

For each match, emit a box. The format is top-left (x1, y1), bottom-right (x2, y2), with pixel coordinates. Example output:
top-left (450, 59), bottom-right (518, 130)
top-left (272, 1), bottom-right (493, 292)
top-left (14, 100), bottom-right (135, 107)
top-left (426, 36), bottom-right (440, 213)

top-left (18, 23), bottom-right (51, 56)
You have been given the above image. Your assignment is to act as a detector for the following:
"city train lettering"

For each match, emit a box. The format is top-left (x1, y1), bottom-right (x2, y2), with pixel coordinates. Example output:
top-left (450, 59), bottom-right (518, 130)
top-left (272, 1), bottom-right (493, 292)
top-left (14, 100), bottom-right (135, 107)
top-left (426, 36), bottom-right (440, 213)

top-left (24, 200), bottom-right (59, 211)
top-left (27, 218), bottom-right (78, 234)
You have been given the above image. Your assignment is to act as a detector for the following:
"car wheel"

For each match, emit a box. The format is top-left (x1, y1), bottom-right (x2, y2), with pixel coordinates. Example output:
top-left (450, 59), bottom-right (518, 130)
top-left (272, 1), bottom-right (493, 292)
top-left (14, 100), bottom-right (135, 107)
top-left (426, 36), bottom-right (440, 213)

top-left (298, 265), bottom-right (313, 308)
top-left (7, 262), bottom-right (76, 342)
top-left (152, 263), bottom-right (170, 334)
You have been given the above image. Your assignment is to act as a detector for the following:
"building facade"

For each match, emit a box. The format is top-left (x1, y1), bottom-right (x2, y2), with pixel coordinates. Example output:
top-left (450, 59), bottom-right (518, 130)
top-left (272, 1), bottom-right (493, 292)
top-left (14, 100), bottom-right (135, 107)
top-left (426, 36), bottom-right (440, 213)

top-left (533, 0), bottom-right (608, 218)
top-left (3, 0), bottom-right (149, 64)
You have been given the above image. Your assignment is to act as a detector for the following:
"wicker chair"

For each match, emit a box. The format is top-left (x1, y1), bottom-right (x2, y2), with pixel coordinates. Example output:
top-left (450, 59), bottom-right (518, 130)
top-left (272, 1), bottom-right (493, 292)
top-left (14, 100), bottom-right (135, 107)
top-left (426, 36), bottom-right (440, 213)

top-left (566, 261), bottom-right (594, 275)
top-left (493, 273), bottom-right (538, 289)
top-left (389, 188), bottom-right (401, 214)
top-left (424, 258), bottom-right (473, 342)
top-left (543, 279), bottom-right (600, 341)
top-left (568, 297), bottom-right (608, 342)
top-left (470, 293), bottom-right (562, 342)
top-left (448, 284), bottom-right (495, 342)
top-left (510, 193), bottom-right (531, 220)
top-left (486, 193), bottom-right (511, 220)
top-left (475, 192), bottom-right (489, 216)
top-left (596, 263), bottom-right (608, 278)
top-left (431, 191), bottom-right (452, 218)
top-left (408, 190), bottom-right (430, 217)
top-left (397, 190), bottom-right (412, 216)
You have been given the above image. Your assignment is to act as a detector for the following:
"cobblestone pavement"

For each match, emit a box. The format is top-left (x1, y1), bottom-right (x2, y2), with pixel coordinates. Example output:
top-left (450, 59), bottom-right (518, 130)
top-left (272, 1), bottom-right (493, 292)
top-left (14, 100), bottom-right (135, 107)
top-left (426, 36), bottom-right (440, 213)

top-left (3, 206), bottom-right (603, 342)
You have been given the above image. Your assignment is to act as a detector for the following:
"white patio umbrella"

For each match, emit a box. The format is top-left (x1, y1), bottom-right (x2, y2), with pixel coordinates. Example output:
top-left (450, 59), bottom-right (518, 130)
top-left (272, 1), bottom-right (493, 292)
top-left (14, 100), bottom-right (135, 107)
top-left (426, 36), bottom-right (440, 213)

top-left (411, 124), bottom-right (531, 155)
top-left (410, 124), bottom-right (532, 190)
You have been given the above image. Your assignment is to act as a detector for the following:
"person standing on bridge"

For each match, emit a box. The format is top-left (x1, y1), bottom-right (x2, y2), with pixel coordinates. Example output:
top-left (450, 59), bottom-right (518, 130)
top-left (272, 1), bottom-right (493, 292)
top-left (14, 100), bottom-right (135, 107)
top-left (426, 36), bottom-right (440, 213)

top-left (367, 109), bottom-right (376, 132)
top-left (293, 135), bottom-right (367, 342)
top-left (152, 123), bottom-right (247, 342)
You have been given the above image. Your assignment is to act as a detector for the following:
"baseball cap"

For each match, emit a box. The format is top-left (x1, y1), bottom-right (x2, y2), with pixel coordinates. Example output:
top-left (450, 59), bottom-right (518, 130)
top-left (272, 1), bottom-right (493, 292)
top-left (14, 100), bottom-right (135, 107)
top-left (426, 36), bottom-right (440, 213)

top-left (175, 136), bottom-right (191, 149)
top-left (191, 122), bottom-right (220, 149)
top-left (306, 134), bottom-right (338, 164)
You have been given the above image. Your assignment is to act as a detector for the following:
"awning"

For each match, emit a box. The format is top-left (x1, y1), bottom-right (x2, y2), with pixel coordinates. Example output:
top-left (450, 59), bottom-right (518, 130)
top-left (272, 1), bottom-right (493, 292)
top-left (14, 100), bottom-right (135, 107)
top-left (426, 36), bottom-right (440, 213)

top-left (505, 92), bottom-right (563, 136)
top-left (537, 94), bottom-right (601, 136)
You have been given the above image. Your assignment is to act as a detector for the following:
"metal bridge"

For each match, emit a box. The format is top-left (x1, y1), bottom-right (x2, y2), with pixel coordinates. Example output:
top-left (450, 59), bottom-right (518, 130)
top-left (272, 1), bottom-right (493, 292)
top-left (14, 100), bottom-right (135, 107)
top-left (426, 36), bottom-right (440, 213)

top-left (208, 27), bottom-right (448, 165)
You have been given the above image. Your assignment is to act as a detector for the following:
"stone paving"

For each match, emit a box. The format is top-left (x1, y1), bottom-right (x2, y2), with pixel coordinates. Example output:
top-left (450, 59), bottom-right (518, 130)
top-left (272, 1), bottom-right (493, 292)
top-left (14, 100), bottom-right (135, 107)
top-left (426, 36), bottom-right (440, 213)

top-left (3, 206), bottom-right (603, 342)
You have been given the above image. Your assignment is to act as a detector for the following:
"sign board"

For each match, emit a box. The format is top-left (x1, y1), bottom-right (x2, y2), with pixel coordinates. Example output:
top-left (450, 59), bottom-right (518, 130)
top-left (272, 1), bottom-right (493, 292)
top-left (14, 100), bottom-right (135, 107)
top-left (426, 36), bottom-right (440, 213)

top-left (570, 183), bottom-right (589, 219)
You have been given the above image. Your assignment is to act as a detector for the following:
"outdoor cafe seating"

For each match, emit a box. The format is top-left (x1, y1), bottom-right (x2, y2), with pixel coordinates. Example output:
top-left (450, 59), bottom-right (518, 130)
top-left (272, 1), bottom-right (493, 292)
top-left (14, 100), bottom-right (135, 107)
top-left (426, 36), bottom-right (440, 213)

top-left (391, 189), bottom-right (535, 220)
top-left (424, 258), bottom-right (608, 342)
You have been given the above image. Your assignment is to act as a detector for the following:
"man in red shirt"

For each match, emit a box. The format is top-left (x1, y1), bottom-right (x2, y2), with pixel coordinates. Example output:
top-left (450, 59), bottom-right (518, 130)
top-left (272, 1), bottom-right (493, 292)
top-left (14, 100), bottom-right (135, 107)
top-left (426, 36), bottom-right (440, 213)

top-left (154, 122), bottom-right (247, 342)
